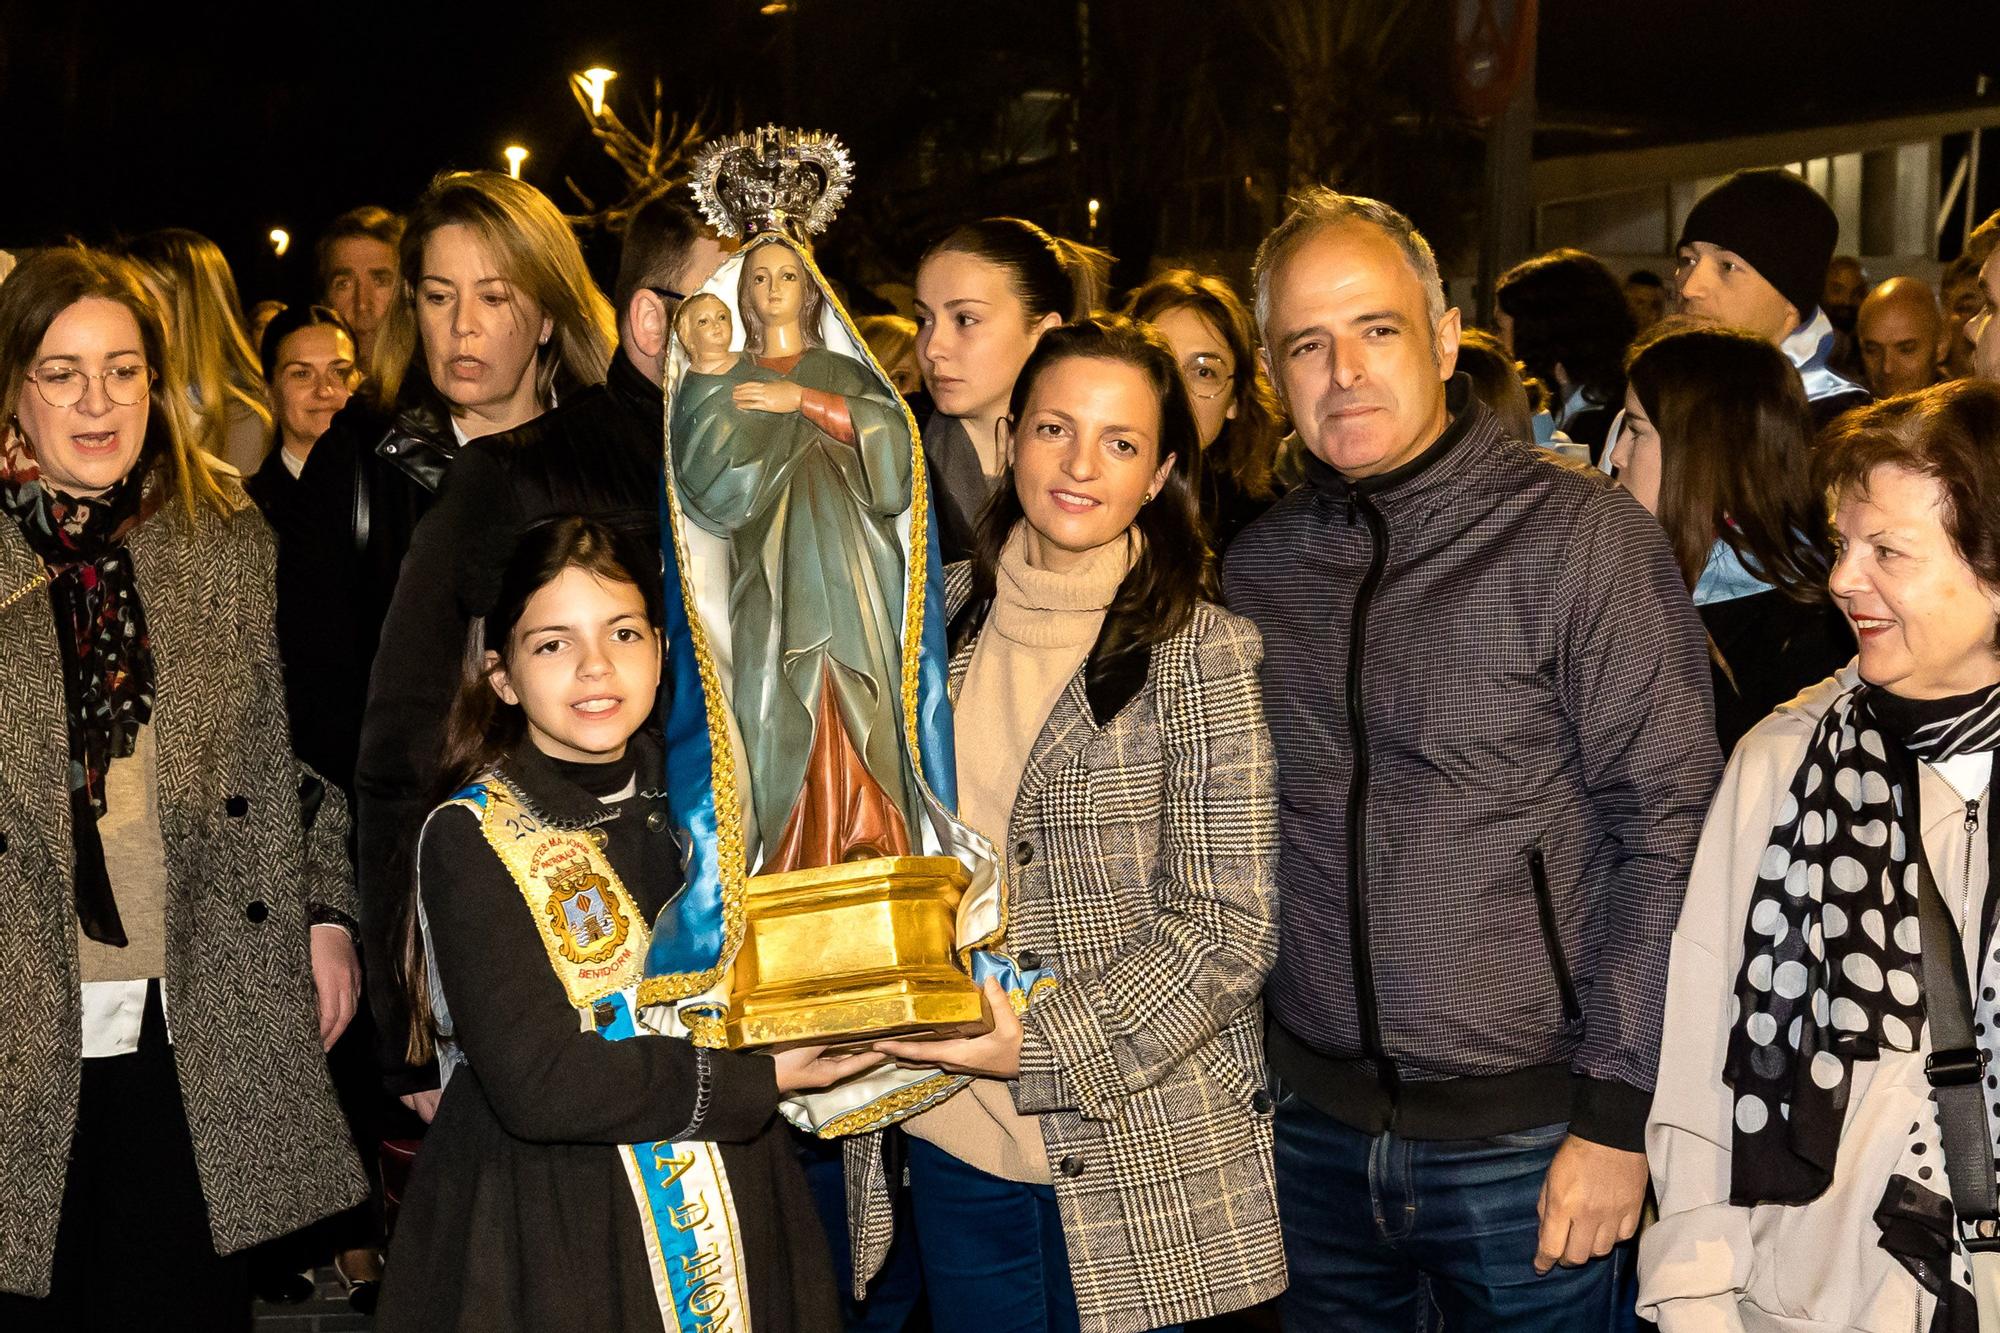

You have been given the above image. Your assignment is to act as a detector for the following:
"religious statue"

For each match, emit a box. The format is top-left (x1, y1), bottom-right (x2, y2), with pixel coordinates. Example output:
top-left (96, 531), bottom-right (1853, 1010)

top-left (669, 252), bottom-right (922, 874)
top-left (637, 128), bottom-right (1045, 1139)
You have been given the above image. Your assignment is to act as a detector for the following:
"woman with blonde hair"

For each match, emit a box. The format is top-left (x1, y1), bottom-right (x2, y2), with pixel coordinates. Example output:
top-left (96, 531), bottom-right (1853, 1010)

top-left (0, 245), bottom-right (364, 1330)
top-left (277, 170), bottom-right (615, 1113)
top-left (122, 228), bottom-right (274, 478)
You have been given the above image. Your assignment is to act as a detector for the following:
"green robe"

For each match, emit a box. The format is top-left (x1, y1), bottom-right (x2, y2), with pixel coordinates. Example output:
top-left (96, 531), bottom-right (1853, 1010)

top-left (670, 347), bottom-right (919, 865)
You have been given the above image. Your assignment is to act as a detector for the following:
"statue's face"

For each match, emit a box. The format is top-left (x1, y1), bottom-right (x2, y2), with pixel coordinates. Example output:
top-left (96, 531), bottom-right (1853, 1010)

top-left (745, 244), bottom-right (806, 326)
top-left (677, 295), bottom-right (734, 359)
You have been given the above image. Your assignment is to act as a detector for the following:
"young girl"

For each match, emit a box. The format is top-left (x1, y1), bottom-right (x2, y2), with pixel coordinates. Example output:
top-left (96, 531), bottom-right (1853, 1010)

top-left (375, 516), bottom-right (867, 1333)
top-left (1610, 322), bottom-right (1852, 749)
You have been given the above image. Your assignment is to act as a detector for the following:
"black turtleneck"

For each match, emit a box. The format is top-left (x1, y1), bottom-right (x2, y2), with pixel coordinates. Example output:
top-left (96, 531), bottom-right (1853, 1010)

top-left (547, 748), bottom-right (639, 801)
top-left (350, 343), bottom-right (672, 1093)
top-left (1867, 680), bottom-right (2000, 742)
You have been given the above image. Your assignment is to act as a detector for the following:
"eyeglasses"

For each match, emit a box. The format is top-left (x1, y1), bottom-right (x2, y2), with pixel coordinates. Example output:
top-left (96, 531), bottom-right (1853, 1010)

top-left (1180, 354), bottom-right (1234, 401)
top-left (25, 363), bottom-right (154, 409)
top-left (646, 285), bottom-right (689, 306)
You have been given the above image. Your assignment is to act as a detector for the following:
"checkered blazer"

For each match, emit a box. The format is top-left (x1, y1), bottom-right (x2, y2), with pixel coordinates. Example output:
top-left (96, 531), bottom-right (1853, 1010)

top-left (0, 485), bottom-right (365, 1297)
top-left (845, 563), bottom-right (1285, 1333)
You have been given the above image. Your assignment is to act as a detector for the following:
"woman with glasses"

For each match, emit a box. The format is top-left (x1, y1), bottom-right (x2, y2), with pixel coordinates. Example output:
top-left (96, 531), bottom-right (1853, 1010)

top-left (248, 305), bottom-right (359, 531)
top-left (1125, 270), bottom-right (1291, 556)
top-left (0, 246), bottom-right (364, 1330)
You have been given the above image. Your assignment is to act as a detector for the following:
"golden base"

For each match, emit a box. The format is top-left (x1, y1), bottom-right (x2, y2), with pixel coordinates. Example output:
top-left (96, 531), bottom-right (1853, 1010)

top-left (726, 854), bottom-right (989, 1050)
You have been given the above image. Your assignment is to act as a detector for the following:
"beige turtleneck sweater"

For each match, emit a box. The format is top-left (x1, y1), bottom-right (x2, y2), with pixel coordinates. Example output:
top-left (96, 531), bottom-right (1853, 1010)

top-left (903, 524), bottom-right (1136, 1183)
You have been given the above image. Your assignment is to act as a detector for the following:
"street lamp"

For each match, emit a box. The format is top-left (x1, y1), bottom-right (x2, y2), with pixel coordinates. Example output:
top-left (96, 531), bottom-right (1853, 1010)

top-left (503, 144), bottom-right (529, 179)
top-left (575, 67), bottom-right (617, 117)
top-left (268, 228), bottom-right (291, 257)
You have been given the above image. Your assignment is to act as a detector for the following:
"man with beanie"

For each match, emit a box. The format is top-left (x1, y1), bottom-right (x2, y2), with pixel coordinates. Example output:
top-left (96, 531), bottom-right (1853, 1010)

top-left (1674, 168), bottom-right (1871, 427)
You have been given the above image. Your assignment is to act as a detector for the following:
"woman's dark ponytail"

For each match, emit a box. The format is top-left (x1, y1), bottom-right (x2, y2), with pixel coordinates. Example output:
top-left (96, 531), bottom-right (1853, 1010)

top-left (923, 217), bottom-right (1082, 323)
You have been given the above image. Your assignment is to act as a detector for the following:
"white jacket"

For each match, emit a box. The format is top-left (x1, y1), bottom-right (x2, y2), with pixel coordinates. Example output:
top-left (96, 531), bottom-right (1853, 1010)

top-left (1641, 667), bottom-right (1993, 1332)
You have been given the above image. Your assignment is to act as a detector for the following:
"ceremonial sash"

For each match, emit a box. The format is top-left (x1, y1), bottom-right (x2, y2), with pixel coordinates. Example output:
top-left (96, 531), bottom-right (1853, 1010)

top-left (434, 777), bottom-right (754, 1332)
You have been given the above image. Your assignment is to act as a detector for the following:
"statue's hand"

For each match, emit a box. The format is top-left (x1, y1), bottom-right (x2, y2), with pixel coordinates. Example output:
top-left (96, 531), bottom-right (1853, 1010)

top-left (732, 380), bottom-right (805, 414)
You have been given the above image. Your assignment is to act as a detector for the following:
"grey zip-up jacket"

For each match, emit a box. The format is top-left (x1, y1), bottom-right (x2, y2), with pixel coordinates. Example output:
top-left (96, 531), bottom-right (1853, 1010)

top-left (1224, 381), bottom-right (1721, 1149)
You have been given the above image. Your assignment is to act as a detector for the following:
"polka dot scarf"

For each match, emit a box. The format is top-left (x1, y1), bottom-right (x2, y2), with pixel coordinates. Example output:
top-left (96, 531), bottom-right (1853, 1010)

top-left (0, 426), bottom-right (156, 947)
top-left (1725, 679), bottom-right (2000, 1207)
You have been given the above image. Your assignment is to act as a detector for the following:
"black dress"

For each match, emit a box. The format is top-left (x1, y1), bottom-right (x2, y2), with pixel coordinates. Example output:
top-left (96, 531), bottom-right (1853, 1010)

top-left (374, 740), bottom-right (839, 1333)
top-left (1702, 589), bottom-right (1855, 753)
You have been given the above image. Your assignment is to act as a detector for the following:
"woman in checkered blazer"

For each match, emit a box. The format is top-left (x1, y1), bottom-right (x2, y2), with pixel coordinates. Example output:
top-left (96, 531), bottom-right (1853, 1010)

top-left (854, 315), bottom-right (1285, 1333)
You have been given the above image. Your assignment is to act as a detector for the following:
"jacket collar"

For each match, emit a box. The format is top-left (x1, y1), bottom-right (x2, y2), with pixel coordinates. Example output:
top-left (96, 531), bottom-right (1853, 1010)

top-left (1300, 373), bottom-right (1492, 507)
top-left (494, 731), bottom-right (664, 830)
top-left (1782, 307), bottom-right (1867, 404)
top-left (606, 346), bottom-right (664, 418)
top-left (374, 377), bottom-right (458, 494)
top-left (947, 568), bottom-right (1152, 730)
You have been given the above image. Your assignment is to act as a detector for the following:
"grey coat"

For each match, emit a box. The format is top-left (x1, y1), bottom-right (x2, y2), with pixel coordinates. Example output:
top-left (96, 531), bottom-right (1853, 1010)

top-left (0, 483), bottom-right (365, 1297)
top-left (846, 563), bottom-right (1286, 1333)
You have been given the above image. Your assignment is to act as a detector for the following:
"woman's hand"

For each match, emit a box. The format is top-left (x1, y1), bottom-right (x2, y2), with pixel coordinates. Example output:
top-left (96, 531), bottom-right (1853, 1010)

top-left (399, 1089), bottom-right (443, 1123)
top-left (732, 380), bottom-right (805, 415)
top-left (772, 1044), bottom-right (886, 1093)
top-left (310, 925), bottom-right (362, 1051)
top-left (873, 978), bottom-right (1022, 1078)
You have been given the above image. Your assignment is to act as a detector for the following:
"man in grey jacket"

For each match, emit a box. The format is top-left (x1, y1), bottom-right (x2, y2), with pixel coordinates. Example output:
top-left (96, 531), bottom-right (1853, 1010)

top-left (1224, 189), bottom-right (1722, 1329)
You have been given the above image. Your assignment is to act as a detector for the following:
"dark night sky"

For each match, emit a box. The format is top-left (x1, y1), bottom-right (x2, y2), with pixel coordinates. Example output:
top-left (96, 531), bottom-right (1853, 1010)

top-left (3, 0), bottom-right (1996, 297)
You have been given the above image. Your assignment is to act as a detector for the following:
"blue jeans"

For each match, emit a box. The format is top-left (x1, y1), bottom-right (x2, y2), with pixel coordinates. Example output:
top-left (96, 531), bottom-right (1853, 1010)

top-left (1274, 1092), bottom-right (1621, 1332)
top-left (905, 1138), bottom-right (1184, 1333)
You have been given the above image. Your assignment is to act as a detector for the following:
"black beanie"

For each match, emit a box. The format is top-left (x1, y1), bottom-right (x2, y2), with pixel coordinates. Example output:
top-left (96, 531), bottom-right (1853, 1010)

top-left (1676, 169), bottom-right (1839, 323)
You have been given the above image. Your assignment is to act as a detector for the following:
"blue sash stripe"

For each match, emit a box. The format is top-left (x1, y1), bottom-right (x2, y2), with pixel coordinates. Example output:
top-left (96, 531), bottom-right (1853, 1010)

top-left (915, 500), bottom-right (960, 813)
top-left (645, 480), bottom-right (730, 980)
top-left (596, 992), bottom-right (747, 1329)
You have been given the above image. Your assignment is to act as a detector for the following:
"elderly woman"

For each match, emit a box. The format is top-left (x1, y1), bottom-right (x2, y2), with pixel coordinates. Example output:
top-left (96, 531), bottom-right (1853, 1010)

top-left (0, 247), bottom-right (364, 1331)
top-left (1641, 379), bottom-right (2000, 1332)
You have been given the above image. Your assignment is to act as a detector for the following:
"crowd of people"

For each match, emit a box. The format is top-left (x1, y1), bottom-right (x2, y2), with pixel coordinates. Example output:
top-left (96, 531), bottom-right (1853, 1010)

top-left (3, 154), bottom-right (2000, 1333)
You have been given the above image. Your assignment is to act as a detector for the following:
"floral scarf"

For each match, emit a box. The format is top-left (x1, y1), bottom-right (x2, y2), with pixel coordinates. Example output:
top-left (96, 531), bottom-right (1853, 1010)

top-left (0, 427), bottom-right (158, 945)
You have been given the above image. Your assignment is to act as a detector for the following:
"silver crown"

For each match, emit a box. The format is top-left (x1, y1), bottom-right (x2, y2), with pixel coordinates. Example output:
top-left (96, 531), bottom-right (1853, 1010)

top-left (689, 126), bottom-right (854, 243)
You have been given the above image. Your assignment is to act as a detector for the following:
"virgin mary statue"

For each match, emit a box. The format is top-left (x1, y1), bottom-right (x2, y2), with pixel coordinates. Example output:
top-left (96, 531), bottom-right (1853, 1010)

top-left (644, 130), bottom-right (1039, 1140)
top-left (669, 238), bottom-right (920, 872)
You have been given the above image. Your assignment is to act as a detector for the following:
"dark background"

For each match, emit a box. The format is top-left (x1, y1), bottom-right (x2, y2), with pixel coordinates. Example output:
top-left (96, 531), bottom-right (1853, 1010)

top-left (5, 0), bottom-right (1997, 304)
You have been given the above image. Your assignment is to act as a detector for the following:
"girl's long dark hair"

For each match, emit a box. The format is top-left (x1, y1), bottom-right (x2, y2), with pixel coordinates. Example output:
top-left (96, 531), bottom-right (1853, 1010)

top-left (1626, 321), bottom-right (1833, 601)
top-left (970, 316), bottom-right (1215, 661)
top-left (921, 217), bottom-right (1086, 324)
top-left (400, 515), bottom-right (661, 1062)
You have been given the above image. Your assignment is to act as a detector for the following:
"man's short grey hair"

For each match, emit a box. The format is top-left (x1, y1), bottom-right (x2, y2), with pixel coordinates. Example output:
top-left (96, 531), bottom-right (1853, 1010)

top-left (1252, 187), bottom-right (1450, 343)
